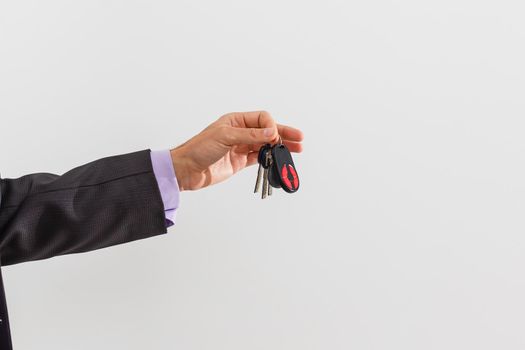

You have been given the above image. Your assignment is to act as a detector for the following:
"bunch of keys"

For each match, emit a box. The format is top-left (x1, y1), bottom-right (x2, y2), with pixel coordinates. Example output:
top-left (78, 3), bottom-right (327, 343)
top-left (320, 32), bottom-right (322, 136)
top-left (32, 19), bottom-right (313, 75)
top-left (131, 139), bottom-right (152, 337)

top-left (254, 138), bottom-right (300, 199)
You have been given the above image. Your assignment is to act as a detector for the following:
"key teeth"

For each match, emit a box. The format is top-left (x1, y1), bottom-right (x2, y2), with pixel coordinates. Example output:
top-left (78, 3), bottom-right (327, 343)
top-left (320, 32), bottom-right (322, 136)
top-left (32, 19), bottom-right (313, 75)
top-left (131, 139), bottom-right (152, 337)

top-left (262, 176), bottom-right (268, 199)
top-left (262, 175), bottom-right (268, 200)
top-left (254, 165), bottom-right (263, 193)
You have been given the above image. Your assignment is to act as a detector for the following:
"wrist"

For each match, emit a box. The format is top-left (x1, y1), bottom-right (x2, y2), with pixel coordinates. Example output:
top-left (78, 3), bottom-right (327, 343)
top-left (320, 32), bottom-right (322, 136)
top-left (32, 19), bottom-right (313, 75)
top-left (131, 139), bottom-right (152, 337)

top-left (169, 147), bottom-right (191, 192)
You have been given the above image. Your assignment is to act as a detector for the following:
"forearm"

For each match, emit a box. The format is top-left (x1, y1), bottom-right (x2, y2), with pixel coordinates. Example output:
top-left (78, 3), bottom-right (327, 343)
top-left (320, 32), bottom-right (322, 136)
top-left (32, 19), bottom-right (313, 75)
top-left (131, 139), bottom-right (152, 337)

top-left (0, 149), bottom-right (167, 266)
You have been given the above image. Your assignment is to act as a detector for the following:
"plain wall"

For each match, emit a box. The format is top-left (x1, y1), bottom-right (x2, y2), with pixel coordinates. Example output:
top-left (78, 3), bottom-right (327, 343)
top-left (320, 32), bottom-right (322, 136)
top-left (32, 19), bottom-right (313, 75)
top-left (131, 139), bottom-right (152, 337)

top-left (1, 0), bottom-right (525, 349)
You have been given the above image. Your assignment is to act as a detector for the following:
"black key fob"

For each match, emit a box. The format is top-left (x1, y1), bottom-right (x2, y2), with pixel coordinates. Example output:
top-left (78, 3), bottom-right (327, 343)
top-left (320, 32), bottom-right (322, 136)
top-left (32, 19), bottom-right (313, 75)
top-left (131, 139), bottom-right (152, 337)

top-left (268, 160), bottom-right (281, 188)
top-left (271, 144), bottom-right (300, 193)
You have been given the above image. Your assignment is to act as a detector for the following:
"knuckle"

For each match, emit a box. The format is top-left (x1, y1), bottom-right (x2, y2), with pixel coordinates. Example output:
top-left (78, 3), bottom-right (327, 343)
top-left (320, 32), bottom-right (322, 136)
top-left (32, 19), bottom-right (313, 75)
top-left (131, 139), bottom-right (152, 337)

top-left (259, 110), bottom-right (275, 126)
top-left (259, 110), bottom-right (271, 119)
top-left (217, 114), bottom-right (228, 122)
top-left (218, 113), bottom-right (233, 124)
top-left (219, 125), bottom-right (233, 141)
top-left (249, 128), bottom-right (258, 139)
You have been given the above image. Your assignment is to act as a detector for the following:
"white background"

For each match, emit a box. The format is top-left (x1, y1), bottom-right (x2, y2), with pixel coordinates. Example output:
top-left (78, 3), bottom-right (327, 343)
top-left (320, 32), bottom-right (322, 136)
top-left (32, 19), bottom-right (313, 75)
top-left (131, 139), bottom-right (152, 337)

top-left (1, 0), bottom-right (525, 349)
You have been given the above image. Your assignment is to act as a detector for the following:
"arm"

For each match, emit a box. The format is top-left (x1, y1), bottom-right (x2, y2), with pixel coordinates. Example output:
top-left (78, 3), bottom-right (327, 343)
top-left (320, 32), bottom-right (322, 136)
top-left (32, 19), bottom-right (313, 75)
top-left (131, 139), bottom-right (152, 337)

top-left (0, 111), bottom-right (303, 266)
top-left (0, 149), bottom-right (167, 266)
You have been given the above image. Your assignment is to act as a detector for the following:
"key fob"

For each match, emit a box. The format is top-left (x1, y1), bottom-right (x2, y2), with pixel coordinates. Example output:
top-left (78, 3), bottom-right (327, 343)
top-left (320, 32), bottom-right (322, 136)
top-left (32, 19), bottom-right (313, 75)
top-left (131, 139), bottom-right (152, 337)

top-left (268, 161), bottom-right (281, 188)
top-left (271, 144), bottom-right (300, 193)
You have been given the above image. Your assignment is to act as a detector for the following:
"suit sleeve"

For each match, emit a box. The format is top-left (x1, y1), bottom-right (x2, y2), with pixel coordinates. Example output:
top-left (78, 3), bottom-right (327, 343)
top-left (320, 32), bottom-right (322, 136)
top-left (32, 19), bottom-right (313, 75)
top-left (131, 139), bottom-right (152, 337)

top-left (0, 149), bottom-right (168, 266)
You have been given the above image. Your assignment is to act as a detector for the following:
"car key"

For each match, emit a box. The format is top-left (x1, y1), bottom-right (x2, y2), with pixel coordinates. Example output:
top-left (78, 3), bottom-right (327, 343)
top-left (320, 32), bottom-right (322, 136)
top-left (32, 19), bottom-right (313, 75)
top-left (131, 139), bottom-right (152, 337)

top-left (271, 143), bottom-right (300, 193)
top-left (261, 148), bottom-right (272, 199)
top-left (254, 144), bottom-right (271, 193)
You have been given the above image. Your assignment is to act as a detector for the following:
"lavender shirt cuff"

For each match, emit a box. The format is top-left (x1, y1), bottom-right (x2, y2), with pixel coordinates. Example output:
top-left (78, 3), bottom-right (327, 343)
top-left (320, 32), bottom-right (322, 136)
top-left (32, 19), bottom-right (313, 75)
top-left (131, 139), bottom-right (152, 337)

top-left (150, 149), bottom-right (180, 227)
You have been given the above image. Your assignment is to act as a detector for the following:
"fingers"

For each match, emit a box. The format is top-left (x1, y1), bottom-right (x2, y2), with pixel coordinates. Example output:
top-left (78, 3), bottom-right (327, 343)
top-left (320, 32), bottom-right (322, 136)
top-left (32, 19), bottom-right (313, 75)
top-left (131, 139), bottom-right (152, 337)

top-left (219, 126), bottom-right (277, 146)
top-left (220, 111), bottom-right (304, 148)
top-left (224, 111), bottom-right (304, 139)
top-left (225, 111), bottom-right (279, 140)
top-left (283, 141), bottom-right (303, 153)
top-left (277, 124), bottom-right (304, 142)
top-left (246, 152), bottom-right (259, 167)
top-left (237, 111), bottom-right (276, 129)
top-left (244, 139), bottom-right (303, 153)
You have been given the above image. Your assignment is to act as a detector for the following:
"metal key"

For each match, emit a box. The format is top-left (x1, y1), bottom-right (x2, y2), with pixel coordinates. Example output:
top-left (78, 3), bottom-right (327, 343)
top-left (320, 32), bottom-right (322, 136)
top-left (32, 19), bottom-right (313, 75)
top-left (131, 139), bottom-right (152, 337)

top-left (254, 144), bottom-right (271, 194)
top-left (262, 149), bottom-right (270, 199)
top-left (267, 152), bottom-right (273, 197)
top-left (254, 162), bottom-right (263, 193)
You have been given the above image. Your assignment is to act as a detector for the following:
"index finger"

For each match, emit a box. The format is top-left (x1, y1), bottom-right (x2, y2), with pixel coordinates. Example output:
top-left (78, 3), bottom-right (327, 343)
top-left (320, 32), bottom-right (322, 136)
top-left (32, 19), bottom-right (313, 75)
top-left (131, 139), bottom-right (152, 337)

top-left (227, 111), bottom-right (303, 142)
top-left (234, 111), bottom-right (277, 129)
top-left (277, 124), bottom-right (304, 142)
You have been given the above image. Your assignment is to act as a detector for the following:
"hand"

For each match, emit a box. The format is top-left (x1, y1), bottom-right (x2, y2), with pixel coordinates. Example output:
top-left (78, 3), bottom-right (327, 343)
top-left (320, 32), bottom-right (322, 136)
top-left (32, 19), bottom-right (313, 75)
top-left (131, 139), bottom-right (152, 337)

top-left (169, 111), bottom-right (304, 191)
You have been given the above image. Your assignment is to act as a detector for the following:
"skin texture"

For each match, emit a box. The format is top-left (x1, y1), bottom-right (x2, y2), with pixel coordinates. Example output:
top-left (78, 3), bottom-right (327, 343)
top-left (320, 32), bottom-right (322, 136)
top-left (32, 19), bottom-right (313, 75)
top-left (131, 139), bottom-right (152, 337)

top-left (169, 111), bottom-right (304, 191)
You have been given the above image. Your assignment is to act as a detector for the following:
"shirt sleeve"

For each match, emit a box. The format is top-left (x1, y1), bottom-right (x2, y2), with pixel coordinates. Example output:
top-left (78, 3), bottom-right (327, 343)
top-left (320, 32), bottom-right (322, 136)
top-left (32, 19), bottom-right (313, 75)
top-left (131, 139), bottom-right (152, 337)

top-left (150, 149), bottom-right (180, 227)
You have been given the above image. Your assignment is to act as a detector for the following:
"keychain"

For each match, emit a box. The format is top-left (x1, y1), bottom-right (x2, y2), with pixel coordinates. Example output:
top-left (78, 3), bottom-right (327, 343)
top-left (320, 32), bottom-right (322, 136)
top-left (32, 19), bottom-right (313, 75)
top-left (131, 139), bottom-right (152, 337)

top-left (253, 137), bottom-right (300, 199)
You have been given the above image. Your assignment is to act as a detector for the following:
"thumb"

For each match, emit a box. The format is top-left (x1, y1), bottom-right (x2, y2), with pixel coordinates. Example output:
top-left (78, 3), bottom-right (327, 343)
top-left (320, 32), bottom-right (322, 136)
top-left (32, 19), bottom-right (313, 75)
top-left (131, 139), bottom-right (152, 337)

top-left (222, 126), bottom-right (278, 145)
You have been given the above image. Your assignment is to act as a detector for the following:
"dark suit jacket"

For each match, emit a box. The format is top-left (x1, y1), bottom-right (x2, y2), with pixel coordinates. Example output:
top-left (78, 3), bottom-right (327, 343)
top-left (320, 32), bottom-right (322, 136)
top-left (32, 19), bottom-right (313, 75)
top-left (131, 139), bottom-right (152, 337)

top-left (0, 149), bottom-right (168, 350)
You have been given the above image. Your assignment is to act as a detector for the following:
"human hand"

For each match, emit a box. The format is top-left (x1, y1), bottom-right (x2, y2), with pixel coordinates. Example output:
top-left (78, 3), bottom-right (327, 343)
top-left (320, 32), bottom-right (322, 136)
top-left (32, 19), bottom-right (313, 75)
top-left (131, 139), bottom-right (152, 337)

top-left (169, 111), bottom-right (304, 191)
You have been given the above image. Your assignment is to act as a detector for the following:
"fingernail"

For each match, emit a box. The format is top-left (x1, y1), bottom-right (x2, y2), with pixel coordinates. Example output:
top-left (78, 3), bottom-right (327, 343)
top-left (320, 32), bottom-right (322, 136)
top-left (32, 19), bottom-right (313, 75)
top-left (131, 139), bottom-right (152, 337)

top-left (263, 128), bottom-right (273, 137)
